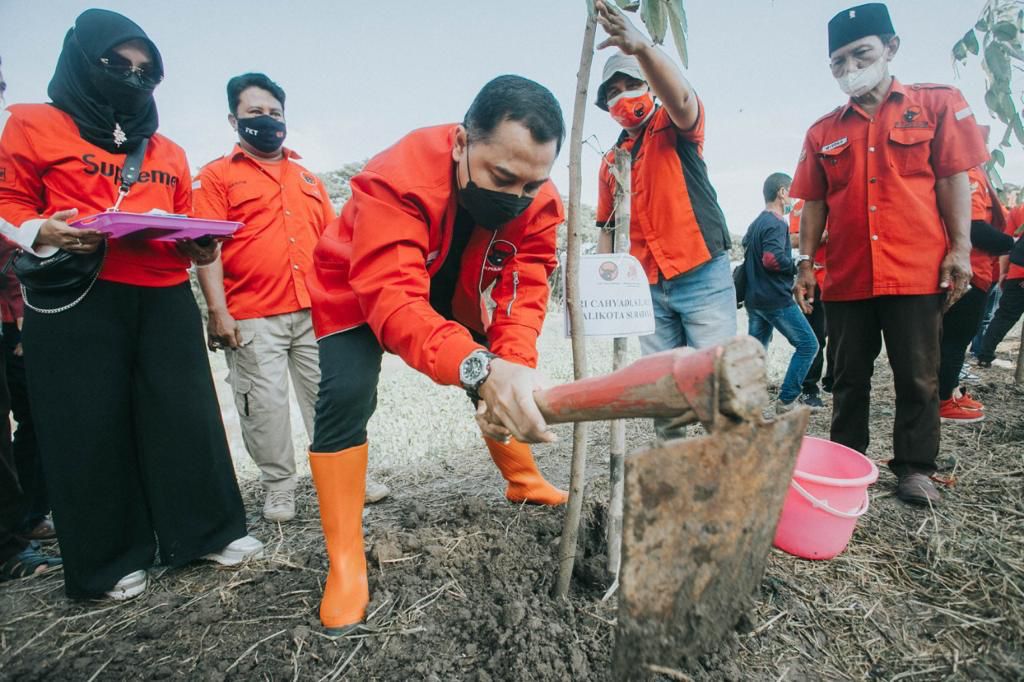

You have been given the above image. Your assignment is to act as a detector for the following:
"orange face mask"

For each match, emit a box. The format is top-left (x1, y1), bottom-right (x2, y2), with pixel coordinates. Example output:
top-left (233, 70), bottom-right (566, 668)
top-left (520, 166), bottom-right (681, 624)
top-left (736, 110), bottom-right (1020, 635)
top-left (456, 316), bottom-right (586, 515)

top-left (608, 89), bottom-right (655, 129)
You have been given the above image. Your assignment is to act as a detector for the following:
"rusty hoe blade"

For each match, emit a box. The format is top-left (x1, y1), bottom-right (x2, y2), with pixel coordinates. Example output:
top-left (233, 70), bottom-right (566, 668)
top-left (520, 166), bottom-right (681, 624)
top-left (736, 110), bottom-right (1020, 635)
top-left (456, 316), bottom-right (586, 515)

top-left (613, 409), bottom-right (810, 678)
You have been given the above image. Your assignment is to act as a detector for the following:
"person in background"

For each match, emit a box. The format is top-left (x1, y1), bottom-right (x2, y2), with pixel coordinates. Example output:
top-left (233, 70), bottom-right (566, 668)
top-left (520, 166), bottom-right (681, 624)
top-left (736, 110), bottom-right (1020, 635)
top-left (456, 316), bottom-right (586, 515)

top-left (974, 218), bottom-right (1024, 369)
top-left (938, 155), bottom-right (1014, 423)
top-left (0, 10), bottom-right (261, 601)
top-left (0, 235), bottom-right (52, 541)
top-left (788, 198), bottom-right (830, 401)
top-left (792, 3), bottom-right (988, 506)
top-left (0, 54), bottom-right (62, 583)
top-left (194, 73), bottom-right (389, 524)
top-left (972, 196), bottom-right (1024, 358)
top-left (592, 0), bottom-right (736, 442)
top-left (743, 173), bottom-right (819, 411)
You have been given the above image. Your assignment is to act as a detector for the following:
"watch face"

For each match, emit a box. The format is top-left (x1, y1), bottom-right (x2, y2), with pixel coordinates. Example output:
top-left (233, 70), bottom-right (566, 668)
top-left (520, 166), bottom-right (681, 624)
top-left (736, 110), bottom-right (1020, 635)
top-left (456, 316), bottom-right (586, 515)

top-left (461, 356), bottom-right (484, 384)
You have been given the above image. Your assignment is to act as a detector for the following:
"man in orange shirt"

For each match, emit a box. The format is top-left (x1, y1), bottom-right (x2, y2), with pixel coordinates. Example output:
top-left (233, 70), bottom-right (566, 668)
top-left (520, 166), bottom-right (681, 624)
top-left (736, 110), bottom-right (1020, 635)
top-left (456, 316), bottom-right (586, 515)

top-left (593, 0), bottom-right (736, 441)
top-left (792, 3), bottom-right (988, 506)
top-left (937, 161), bottom-right (1014, 423)
top-left (194, 74), bottom-right (388, 523)
top-left (307, 75), bottom-right (566, 635)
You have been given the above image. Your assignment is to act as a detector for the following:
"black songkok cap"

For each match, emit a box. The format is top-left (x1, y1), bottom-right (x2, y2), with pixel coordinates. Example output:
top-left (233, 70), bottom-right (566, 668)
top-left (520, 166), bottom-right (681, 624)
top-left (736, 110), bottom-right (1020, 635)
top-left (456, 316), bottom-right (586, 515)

top-left (828, 3), bottom-right (895, 55)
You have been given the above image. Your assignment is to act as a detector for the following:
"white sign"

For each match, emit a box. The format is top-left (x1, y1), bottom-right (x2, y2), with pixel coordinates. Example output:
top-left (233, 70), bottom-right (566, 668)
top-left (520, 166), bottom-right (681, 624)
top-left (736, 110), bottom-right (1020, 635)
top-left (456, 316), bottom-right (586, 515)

top-left (564, 253), bottom-right (655, 338)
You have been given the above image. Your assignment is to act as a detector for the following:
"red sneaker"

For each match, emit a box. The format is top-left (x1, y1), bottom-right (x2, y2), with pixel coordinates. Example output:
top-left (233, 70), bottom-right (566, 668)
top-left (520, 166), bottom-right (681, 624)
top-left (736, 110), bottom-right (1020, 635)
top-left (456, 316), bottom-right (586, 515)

top-left (956, 391), bottom-right (984, 411)
top-left (940, 398), bottom-right (984, 424)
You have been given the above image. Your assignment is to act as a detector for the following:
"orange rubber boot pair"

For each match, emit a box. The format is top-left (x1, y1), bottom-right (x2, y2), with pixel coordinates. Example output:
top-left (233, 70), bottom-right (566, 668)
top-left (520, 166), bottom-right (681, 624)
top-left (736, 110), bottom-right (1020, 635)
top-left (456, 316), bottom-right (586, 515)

top-left (309, 443), bottom-right (369, 635)
top-left (484, 436), bottom-right (568, 505)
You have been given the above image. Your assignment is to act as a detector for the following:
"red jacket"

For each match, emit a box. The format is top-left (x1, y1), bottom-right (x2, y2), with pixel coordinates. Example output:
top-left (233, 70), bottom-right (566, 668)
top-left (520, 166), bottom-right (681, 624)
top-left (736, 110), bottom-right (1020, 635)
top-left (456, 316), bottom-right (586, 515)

top-left (308, 124), bottom-right (563, 387)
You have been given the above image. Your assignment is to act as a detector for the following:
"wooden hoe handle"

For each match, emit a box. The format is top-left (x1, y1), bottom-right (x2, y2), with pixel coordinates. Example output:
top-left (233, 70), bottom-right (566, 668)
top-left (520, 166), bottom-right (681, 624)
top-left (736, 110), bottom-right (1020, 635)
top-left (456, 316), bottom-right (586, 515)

top-left (534, 335), bottom-right (767, 429)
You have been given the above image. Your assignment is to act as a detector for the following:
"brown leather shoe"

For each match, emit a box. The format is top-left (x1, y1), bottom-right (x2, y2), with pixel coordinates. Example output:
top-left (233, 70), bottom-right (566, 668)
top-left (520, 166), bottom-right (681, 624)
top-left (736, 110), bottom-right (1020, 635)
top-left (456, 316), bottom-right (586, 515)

top-left (896, 473), bottom-right (940, 506)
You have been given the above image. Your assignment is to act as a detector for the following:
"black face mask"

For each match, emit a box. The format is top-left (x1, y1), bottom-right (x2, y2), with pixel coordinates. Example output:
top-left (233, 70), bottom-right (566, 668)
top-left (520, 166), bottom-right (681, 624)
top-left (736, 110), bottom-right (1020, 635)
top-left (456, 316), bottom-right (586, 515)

top-left (88, 68), bottom-right (155, 115)
top-left (237, 115), bottom-right (286, 153)
top-left (457, 146), bottom-right (534, 231)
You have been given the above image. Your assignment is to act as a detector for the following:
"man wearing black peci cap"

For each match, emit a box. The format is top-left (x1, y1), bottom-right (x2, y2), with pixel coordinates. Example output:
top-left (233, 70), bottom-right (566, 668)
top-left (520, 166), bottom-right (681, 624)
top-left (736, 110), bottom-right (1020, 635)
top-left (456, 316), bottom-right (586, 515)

top-left (791, 4), bottom-right (988, 506)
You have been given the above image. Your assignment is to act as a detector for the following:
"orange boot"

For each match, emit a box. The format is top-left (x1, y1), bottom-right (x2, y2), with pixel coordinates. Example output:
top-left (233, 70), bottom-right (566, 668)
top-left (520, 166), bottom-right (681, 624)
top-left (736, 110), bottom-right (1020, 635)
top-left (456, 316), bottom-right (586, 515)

top-left (484, 436), bottom-right (568, 505)
top-left (309, 443), bottom-right (369, 635)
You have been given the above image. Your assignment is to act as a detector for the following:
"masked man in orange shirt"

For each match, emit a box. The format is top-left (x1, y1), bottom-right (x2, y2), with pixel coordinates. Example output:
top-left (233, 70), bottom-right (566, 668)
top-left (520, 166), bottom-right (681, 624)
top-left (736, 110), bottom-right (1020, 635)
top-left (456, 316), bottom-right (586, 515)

top-left (306, 75), bottom-right (567, 635)
top-left (194, 74), bottom-right (389, 524)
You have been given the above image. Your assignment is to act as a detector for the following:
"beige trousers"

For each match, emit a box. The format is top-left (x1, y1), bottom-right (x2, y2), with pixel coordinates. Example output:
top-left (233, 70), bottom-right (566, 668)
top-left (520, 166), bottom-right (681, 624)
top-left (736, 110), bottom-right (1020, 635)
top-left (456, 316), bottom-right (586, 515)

top-left (225, 310), bottom-right (319, 491)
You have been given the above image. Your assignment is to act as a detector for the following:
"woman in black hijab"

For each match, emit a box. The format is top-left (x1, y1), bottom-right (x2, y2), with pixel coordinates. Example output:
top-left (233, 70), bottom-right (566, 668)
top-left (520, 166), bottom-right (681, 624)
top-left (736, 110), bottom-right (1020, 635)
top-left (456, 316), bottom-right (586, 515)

top-left (0, 9), bottom-right (263, 601)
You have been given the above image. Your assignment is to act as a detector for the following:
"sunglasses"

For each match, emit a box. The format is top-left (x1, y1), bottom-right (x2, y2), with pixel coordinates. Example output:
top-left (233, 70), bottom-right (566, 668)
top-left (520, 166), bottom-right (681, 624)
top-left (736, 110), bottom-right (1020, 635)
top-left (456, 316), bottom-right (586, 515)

top-left (97, 53), bottom-right (162, 87)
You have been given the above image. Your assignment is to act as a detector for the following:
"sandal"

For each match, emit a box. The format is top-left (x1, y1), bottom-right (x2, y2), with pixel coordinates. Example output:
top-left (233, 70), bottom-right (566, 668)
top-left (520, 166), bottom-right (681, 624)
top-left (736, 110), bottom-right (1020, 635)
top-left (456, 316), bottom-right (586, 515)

top-left (0, 546), bottom-right (62, 582)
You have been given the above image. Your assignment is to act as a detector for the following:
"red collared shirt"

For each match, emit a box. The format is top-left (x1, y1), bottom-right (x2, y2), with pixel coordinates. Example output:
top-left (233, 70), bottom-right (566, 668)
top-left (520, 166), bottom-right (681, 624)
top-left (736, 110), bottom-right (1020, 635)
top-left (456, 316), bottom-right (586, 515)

top-left (791, 79), bottom-right (988, 301)
top-left (192, 145), bottom-right (335, 320)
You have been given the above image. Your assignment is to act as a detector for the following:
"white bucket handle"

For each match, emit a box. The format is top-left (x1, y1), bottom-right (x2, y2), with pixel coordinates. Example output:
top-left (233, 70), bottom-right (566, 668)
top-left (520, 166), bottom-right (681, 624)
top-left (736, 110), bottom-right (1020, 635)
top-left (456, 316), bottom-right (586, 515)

top-left (789, 479), bottom-right (870, 519)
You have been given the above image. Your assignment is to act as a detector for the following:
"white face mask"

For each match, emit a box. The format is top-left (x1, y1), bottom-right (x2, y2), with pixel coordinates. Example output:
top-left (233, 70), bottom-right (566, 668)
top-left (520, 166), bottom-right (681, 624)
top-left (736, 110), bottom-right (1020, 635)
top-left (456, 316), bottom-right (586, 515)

top-left (835, 57), bottom-right (887, 98)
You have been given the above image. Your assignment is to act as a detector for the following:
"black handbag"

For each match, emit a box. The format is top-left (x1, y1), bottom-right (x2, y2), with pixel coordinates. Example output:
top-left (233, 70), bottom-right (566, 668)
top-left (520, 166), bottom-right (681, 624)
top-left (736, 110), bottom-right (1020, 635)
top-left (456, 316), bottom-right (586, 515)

top-left (14, 138), bottom-right (149, 314)
top-left (732, 262), bottom-right (747, 309)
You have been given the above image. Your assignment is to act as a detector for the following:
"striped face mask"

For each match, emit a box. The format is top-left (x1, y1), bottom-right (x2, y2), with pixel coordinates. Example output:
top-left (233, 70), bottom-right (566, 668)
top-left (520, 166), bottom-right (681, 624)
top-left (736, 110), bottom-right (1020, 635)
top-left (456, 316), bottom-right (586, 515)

top-left (608, 88), bottom-right (655, 129)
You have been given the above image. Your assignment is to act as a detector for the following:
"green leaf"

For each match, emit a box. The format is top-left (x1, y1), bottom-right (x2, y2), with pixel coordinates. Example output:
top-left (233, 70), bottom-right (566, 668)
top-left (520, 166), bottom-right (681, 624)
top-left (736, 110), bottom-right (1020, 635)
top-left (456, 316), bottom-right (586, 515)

top-left (1012, 113), bottom-right (1024, 145)
top-left (586, 0), bottom-right (595, 19)
top-left (953, 40), bottom-right (968, 61)
top-left (665, 0), bottom-right (688, 67)
top-left (985, 42), bottom-right (1012, 84)
top-left (1001, 124), bottom-right (1014, 148)
top-left (641, 0), bottom-right (668, 44)
top-left (614, 0), bottom-right (640, 11)
top-left (993, 20), bottom-right (1018, 41)
top-left (964, 29), bottom-right (980, 55)
top-left (992, 148), bottom-right (1006, 166)
top-left (976, 16), bottom-right (990, 32)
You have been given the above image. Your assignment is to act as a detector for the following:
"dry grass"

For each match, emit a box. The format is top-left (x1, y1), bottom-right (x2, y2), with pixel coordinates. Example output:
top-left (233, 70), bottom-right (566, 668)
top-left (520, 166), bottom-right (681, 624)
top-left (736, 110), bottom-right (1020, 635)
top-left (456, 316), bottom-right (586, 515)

top-left (1, 317), bottom-right (1022, 680)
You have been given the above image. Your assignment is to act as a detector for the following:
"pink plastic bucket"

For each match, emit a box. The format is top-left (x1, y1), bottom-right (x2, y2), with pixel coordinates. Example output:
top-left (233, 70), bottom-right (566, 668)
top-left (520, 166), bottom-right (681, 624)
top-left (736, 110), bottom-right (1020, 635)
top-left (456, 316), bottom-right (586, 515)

top-left (773, 437), bottom-right (879, 560)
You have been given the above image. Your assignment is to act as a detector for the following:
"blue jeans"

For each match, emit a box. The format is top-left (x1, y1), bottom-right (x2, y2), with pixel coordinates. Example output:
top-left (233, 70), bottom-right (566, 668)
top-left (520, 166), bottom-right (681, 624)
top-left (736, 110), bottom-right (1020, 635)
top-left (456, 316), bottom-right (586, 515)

top-left (748, 303), bottom-right (819, 403)
top-left (639, 252), bottom-right (737, 355)
top-left (970, 284), bottom-right (1002, 356)
top-left (639, 252), bottom-right (737, 441)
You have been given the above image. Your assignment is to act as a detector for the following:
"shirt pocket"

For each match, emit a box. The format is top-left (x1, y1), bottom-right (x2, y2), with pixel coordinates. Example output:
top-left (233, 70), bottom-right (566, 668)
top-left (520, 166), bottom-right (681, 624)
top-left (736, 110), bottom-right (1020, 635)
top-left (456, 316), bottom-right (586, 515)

top-left (818, 140), bottom-right (853, 191)
top-left (227, 183), bottom-right (266, 213)
top-left (888, 127), bottom-right (935, 176)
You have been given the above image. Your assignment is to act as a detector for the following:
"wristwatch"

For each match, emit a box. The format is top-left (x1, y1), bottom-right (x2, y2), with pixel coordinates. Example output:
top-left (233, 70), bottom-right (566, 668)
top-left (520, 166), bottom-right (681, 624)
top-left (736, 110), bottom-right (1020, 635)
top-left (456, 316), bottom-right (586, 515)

top-left (460, 349), bottom-right (498, 400)
top-left (795, 254), bottom-right (813, 266)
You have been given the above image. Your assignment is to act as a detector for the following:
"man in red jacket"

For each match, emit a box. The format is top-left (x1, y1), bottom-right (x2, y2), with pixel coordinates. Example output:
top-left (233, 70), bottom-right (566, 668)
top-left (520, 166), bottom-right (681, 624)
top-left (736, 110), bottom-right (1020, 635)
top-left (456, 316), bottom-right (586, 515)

top-left (792, 3), bottom-right (988, 506)
top-left (307, 75), bottom-right (566, 634)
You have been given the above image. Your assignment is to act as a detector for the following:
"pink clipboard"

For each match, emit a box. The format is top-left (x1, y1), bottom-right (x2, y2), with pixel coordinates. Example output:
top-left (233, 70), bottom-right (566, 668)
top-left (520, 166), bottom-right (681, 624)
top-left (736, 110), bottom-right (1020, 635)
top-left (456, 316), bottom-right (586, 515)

top-left (71, 212), bottom-right (242, 242)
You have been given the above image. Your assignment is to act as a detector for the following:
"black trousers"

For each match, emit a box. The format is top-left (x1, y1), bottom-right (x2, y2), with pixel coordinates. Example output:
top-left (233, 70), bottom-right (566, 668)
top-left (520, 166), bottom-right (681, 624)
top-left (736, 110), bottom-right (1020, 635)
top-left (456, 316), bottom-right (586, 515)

top-left (3, 321), bottom-right (48, 531)
top-left (975, 279), bottom-right (1024, 362)
top-left (802, 287), bottom-right (828, 395)
top-left (0, 330), bottom-right (27, 565)
top-left (826, 294), bottom-right (943, 476)
top-left (938, 287), bottom-right (988, 400)
top-left (22, 281), bottom-right (247, 598)
top-left (312, 324), bottom-right (484, 453)
top-left (312, 325), bottom-right (384, 452)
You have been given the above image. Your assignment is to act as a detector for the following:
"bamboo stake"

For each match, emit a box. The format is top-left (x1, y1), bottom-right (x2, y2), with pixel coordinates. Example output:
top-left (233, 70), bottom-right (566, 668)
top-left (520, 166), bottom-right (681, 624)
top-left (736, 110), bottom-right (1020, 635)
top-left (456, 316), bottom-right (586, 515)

top-left (607, 147), bottom-right (631, 576)
top-left (554, 7), bottom-right (598, 600)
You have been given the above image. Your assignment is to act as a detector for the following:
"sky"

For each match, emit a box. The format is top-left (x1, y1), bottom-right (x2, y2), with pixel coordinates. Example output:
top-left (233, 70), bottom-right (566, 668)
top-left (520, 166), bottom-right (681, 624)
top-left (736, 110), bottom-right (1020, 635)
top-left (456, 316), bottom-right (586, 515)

top-left (0, 0), bottom-right (1017, 236)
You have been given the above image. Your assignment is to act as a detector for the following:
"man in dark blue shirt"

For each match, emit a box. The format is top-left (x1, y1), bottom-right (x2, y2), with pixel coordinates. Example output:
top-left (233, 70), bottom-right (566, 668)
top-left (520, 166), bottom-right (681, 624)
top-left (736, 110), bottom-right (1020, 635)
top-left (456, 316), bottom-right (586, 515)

top-left (743, 173), bottom-right (821, 410)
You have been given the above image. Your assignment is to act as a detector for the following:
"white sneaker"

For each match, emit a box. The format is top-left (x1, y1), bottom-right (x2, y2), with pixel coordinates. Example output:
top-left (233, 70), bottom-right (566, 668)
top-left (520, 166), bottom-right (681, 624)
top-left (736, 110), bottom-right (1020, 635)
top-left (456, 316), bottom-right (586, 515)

top-left (365, 477), bottom-right (391, 504)
top-left (263, 489), bottom-right (296, 522)
top-left (106, 569), bottom-right (147, 601)
top-left (203, 535), bottom-right (264, 566)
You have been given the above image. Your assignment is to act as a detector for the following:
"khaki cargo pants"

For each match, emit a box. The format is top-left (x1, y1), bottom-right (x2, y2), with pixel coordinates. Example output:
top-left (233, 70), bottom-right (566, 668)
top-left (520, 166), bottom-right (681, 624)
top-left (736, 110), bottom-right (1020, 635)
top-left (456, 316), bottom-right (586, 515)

top-left (225, 310), bottom-right (319, 491)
